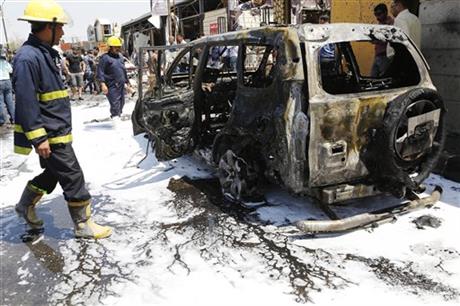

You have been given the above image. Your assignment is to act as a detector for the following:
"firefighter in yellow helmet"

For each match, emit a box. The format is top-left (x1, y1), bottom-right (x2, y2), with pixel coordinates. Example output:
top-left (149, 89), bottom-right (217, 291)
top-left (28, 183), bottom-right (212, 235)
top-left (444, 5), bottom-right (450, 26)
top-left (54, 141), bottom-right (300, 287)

top-left (107, 36), bottom-right (123, 48)
top-left (97, 36), bottom-right (133, 120)
top-left (13, 0), bottom-right (112, 239)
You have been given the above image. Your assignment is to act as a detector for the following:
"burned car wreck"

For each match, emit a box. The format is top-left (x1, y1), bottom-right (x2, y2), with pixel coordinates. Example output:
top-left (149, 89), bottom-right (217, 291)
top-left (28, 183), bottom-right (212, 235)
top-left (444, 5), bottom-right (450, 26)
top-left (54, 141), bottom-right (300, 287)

top-left (132, 24), bottom-right (446, 232)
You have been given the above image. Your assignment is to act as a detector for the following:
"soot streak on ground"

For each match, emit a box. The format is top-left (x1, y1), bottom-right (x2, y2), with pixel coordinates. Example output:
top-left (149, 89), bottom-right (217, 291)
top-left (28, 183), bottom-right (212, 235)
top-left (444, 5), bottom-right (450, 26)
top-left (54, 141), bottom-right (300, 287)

top-left (162, 177), bottom-right (459, 303)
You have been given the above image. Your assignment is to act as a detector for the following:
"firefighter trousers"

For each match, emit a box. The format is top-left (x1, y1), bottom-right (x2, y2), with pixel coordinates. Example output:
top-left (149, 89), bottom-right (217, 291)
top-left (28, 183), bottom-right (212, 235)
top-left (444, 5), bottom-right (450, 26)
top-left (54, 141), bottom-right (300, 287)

top-left (29, 143), bottom-right (91, 202)
top-left (107, 83), bottom-right (125, 117)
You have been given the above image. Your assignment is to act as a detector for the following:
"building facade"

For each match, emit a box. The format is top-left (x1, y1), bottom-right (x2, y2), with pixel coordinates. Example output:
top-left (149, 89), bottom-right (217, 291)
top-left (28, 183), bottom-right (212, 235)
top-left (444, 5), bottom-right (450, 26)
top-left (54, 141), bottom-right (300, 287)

top-left (420, 0), bottom-right (460, 133)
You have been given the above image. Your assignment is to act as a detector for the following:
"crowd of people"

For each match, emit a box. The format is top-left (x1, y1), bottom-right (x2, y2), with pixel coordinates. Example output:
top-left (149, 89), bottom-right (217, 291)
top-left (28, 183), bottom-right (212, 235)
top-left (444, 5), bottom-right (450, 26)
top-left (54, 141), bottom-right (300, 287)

top-left (371, 0), bottom-right (421, 77)
top-left (0, 33), bottom-right (134, 128)
top-left (58, 46), bottom-right (127, 101)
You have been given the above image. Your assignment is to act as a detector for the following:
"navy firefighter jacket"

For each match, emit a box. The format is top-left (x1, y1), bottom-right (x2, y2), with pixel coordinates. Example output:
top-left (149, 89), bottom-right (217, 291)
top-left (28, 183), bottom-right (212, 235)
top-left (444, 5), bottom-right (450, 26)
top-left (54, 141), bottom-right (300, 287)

top-left (12, 34), bottom-right (72, 155)
top-left (97, 52), bottom-right (128, 88)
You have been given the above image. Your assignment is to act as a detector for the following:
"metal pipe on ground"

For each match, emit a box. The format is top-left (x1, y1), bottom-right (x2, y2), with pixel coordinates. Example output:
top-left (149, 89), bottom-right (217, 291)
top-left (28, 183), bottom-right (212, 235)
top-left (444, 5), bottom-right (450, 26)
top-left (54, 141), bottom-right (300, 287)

top-left (296, 186), bottom-right (443, 233)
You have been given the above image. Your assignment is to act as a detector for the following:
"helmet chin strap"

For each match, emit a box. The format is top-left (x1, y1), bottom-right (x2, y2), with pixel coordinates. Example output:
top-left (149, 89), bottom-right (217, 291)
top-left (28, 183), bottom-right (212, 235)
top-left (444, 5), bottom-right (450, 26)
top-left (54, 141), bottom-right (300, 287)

top-left (50, 17), bottom-right (57, 46)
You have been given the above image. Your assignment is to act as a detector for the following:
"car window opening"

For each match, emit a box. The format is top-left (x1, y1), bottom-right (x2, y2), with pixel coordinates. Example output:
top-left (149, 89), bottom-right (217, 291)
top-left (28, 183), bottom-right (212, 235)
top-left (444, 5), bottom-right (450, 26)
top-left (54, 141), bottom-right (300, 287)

top-left (320, 41), bottom-right (421, 95)
top-left (200, 45), bottom-right (239, 146)
top-left (243, 45), bottom-right (277, 88)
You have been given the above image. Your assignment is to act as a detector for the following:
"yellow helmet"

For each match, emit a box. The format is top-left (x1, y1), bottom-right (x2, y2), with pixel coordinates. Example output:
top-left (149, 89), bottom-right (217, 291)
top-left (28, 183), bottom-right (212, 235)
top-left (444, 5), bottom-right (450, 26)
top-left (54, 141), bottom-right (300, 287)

top-left (107, 36), bottom-right (123, 47)
top-left (18, 0), bottom-right (69, 24)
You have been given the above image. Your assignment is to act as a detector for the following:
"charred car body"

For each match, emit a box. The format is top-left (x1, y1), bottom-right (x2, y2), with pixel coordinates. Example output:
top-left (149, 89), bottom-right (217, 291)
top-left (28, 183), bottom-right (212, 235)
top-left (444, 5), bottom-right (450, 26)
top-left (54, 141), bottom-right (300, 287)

top-left (133, 24), bottom-right (445, 229)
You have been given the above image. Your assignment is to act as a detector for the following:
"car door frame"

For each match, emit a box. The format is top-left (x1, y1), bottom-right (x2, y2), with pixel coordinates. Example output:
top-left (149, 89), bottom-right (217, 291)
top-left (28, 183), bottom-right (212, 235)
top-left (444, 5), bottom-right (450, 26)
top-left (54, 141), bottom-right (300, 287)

top-left (133, 44), bottom-right (202, 160)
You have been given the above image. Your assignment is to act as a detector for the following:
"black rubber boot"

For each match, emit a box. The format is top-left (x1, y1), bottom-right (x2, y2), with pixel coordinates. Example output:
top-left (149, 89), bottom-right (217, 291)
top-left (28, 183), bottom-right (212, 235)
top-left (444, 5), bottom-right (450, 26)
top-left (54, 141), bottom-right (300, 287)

top-left (15, 185), bottom-right (44, 228)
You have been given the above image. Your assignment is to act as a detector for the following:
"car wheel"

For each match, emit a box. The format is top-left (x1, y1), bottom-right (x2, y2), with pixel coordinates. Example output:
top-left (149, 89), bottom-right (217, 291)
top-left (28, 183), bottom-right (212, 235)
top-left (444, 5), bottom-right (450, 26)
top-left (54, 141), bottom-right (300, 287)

top-left (363, 88), bottom-right (446, 196)
top-left (218, 149), bottom-right (261, 201)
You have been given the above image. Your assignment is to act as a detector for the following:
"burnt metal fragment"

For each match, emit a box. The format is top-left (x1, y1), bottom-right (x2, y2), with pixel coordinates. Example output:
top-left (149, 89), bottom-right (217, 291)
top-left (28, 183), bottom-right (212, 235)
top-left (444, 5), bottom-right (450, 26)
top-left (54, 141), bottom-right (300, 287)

top-left (412, 214), bottom-right (442, 229)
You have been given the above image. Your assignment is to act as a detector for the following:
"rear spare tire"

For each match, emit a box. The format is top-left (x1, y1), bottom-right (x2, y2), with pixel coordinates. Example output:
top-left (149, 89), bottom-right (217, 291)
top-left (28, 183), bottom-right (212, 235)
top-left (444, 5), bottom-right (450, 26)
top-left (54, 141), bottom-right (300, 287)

top-left (363, 88), bottom-right (446, 196)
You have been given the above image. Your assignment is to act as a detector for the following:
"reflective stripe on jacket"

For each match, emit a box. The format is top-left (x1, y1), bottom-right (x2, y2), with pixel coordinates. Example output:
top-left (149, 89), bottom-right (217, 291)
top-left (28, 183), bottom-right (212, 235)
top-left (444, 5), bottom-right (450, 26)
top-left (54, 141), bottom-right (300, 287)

top-left (12, 34), bottom-right (72, 155)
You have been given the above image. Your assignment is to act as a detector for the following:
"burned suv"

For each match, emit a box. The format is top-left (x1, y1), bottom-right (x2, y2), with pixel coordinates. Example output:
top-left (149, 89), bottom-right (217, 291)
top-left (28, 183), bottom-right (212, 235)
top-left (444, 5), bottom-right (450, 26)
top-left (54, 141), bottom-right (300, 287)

top-left (133, 23), bottom-right (445, 208)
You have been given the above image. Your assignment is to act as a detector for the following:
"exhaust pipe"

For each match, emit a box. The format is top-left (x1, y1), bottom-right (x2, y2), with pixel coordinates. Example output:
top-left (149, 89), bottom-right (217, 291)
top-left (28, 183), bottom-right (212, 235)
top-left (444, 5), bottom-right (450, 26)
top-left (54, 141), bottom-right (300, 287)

top-left (296, 186), bottom-right (443, 233)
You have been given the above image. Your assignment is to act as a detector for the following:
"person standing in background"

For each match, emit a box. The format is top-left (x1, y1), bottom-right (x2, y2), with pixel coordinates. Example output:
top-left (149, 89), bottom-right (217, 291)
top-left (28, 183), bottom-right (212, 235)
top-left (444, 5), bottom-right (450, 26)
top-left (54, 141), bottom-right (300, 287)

top-left (92, 48), bottom-right (102, 94)
top-left (390, 0), bottom-right (421, 48)
top-left (176, 33), bottom-right (186, 45)
top-left (65, 47), bottom-right (86, 100)
top-left (83, 49), bottom-right (97, 94)
top-left (371, 3), bottom-right (394, 77)
top-left (0, 47), bottom-right (14, 126)
top-left (165, 35), bottom-right (178, 72)
top-left (176, 34), bottom-right (189, 72)
top-left (97, 36), bottom-right (132, 120)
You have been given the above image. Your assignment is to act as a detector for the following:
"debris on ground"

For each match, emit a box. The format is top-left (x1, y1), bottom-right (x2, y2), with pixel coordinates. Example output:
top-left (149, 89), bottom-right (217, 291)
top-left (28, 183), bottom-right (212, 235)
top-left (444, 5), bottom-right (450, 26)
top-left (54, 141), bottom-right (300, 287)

top-left (412, 215), bottom-right (442, 229)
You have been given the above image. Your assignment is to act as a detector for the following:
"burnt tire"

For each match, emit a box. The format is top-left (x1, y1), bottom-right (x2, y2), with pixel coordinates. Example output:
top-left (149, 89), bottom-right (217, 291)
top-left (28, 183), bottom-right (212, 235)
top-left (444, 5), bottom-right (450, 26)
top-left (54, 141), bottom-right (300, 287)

top-left (218, 149), bottom-right (263, 202)
top-left (364, 88), bottom-right (446, 196)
